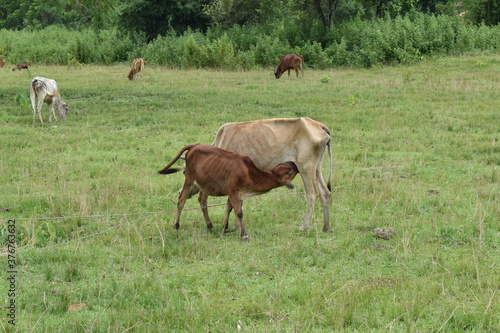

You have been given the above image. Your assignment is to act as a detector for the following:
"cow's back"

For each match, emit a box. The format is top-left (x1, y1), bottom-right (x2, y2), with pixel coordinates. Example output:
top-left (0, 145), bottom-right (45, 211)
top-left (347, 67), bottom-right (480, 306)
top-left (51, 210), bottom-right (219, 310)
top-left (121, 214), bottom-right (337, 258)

top-left (213, 117), bottom-right (329, 170)
top-left (32, 76), bottom-right (58, 95)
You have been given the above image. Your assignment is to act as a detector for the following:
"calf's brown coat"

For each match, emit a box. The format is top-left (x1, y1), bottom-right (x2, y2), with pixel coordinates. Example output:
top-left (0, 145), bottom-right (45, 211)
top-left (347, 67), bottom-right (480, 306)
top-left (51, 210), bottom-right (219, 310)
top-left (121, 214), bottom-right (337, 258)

top-left (159, 144), bottom-right (298, 241)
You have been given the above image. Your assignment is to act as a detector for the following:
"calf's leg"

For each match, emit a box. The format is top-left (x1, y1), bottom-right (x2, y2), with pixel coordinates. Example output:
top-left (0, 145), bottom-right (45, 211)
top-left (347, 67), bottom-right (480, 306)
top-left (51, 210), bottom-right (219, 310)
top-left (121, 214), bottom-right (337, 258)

top-left (198, 192), bottom-right (214, 230)
top-left (228, 194), bottom-right (248, 242)
top-left (174, 180), bottom-right (194, 230)
top-left (222, 199), bottom-right (234, 233)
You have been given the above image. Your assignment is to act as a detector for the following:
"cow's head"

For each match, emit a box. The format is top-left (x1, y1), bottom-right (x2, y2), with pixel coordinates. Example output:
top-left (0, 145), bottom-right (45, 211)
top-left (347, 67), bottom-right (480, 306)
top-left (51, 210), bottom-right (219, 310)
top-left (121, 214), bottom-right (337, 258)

top-left (58, 103), bottom-right (69, 119)
top-left (274, 69), bottom-right (282, 79)
top-left (271, 162), bottom-right (299, 188)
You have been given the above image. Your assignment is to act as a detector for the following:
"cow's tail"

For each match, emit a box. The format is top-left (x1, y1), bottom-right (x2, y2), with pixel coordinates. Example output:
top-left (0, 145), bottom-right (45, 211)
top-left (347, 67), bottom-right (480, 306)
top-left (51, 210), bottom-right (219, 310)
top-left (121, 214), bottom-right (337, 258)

top-left (158, 145), bottom-right (196, 175)
top-left (30, 80), bottom-right (37, 99)
top-left (323, 126), bottom-right (332, 191)
top-left (326, 138), bottom-right (332, 191)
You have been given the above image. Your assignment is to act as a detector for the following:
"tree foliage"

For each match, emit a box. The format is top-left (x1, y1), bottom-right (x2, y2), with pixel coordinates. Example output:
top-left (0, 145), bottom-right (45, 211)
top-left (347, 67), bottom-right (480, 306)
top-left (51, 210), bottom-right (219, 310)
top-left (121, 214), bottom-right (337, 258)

top-left (0, 0), bottom-right (498, 42)
top-left (0, 0), bottom-right (119, 30)
top-left (116, 0), bottom-right (211, 40)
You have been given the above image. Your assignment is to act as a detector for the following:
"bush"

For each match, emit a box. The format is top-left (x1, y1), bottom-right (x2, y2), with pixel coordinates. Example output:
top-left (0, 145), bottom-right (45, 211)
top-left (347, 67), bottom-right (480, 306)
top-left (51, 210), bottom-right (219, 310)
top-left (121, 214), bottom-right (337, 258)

top-left (182, 34), bottom-right (204, 68)
top-left (143, 33), bottom-right (184, 67)
top-left (252, 35), bottom-right (289, 67)
top-left (0, 14), bottom-right (498, 69)
top-left (201, 34), bottom-right (236, 68)
top-left (298, 41), bottom-right (330, 68)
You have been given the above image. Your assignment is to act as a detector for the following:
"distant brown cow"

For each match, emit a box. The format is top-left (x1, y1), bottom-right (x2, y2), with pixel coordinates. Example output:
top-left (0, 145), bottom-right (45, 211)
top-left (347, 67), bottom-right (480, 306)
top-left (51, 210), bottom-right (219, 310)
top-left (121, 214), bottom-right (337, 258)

top-left (12, 62), bottom-right (30, 71)
top-left (127, 58), bottom-right (144, 81)
top-left (274, 54), bottom-right (303, 79)
top-left (158, 144), bottom-right (299, 241)
top-left (0, 58), bottom-right (5, 68)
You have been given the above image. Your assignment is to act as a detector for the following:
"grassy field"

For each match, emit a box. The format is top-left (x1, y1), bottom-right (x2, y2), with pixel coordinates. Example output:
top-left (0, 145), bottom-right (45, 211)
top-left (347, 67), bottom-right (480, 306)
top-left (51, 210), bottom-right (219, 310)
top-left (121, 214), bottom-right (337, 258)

top-left (0, 56), bottom-right (499, 332)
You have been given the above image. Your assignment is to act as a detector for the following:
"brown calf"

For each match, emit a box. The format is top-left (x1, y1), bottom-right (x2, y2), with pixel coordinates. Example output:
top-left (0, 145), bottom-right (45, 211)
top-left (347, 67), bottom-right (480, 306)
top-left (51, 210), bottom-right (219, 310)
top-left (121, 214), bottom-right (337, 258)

top-left (274, 54), bottom-right (303, 79)
top-left (0, 58), bottom-right (5, 68)
top-left (127, 58), bottom-right (145, 81)
top-left (12, 62), bottom-right (30, 71)
top-left (158, 144), bottom-right (298, 241)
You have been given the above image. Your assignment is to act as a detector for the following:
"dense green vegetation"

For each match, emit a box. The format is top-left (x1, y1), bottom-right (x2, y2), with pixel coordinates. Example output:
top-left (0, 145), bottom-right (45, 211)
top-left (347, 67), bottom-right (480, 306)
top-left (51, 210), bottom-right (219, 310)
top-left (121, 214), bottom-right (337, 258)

top-left (0, 14), bottom-right (499, 69)
top-left (1, 0), bottom-right (499, 69)
top-left (0, 56), bottom-right (499, 331)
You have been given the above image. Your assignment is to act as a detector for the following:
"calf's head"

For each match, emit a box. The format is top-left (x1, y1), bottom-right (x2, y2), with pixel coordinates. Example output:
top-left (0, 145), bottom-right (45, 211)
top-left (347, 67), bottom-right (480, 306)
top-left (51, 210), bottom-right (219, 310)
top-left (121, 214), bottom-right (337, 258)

top-left (271, 162), bottom-right (299, 188)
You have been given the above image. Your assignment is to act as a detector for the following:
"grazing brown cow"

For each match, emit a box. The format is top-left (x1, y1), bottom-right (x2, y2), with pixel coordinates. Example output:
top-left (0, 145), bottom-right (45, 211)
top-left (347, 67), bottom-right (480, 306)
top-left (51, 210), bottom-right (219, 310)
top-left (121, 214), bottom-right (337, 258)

top-left (12, 62), bottom-right (30, 71)
top-left (127, 58), bottom-right (145, 81)
top-left (0, 57), bottom-right (5, 68)
top-left (30, 76), bottom-right (69, 125)
top-left (274, 54), bottom-right (303, 79)
top-left (158, 144), bottom-right (299, 241)
top-left (212, 117), bottom-right (332, 232)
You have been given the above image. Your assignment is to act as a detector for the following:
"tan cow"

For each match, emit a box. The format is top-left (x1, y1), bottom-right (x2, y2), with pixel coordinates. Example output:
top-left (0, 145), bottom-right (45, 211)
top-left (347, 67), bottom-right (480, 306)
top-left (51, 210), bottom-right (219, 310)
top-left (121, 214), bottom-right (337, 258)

top-left (274, 54), bottom-right (304, 79)
top-left (127, 58), bottom-right (145, 81)
top-left (159, 144), bottom-right (299, 241)
top-left (212, 117), bottom-right (332, 232)
top-left (30, 77), bottom-right (69, 125)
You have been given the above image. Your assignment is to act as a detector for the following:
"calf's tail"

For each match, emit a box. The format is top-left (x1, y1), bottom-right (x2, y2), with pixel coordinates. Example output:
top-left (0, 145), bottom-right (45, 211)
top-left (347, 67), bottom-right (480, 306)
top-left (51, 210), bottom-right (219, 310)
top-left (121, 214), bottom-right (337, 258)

top-left (158, 144), bottom-right (197, 175)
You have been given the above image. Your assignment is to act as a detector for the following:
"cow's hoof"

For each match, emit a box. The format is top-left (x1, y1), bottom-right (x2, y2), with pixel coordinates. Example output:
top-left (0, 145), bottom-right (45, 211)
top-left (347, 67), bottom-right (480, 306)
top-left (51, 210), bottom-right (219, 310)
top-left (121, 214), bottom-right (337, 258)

top-left (224, 228), bottom-right (237, 233)
top-left (206, 223), bottom-right (214, 231)
top-left (242, 236), bottom-right (250, 242)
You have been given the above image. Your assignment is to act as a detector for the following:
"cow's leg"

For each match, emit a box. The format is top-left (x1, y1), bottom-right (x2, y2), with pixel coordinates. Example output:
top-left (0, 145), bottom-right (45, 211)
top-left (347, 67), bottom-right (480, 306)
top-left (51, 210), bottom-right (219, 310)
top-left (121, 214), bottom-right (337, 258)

top-left (298, 165), bottom-right (331, 232)
top-left (32, 107), bottom-right (36, 125)
top-left (298, 167), bottom-right (319, 231)
top-left (295, 66), bottom-right (299, 78)
top-left (287, 69), bottom-right (291, 77)
top-left (48, 105), bottom-right (53, 123)
top-left (198, 192), bottom-right (214, 230)
top-left (36, 99), bottom-right (44, 125)
top-left (31, 104), bottom-right (39, 125)
top-left (222, 199), bottom-right (234, 233)
top-left (316, 167), bottom-right (332, 232)
top-left (53, 105), bottom-right (59, 122)
top-left (30, 91), bottom-right (40, 125)
top-left (228, 194), bottom-right (248, 241)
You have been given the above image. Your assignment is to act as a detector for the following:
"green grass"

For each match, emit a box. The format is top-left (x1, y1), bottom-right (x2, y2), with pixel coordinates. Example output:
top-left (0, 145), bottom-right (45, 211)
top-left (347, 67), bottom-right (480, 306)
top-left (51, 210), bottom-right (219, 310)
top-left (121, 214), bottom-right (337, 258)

top-left (1, 56), bottom-right (499, 332)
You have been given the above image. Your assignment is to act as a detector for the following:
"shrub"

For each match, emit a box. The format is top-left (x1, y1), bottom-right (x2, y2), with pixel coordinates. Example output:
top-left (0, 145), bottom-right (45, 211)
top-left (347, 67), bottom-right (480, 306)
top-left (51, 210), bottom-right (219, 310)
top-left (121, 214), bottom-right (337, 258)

top-left (201, 34), bottom-right (236, 68)
top-left (0, 14), bottom-right (498, 69)
top-left (297, 41), bottom-right (330, 68)
top-left (183, 34), bottom-right (204, 68)
top-left (252, 35), bottom-right (289, 67)
top-left (143, 33), bottom-right (184, 67)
